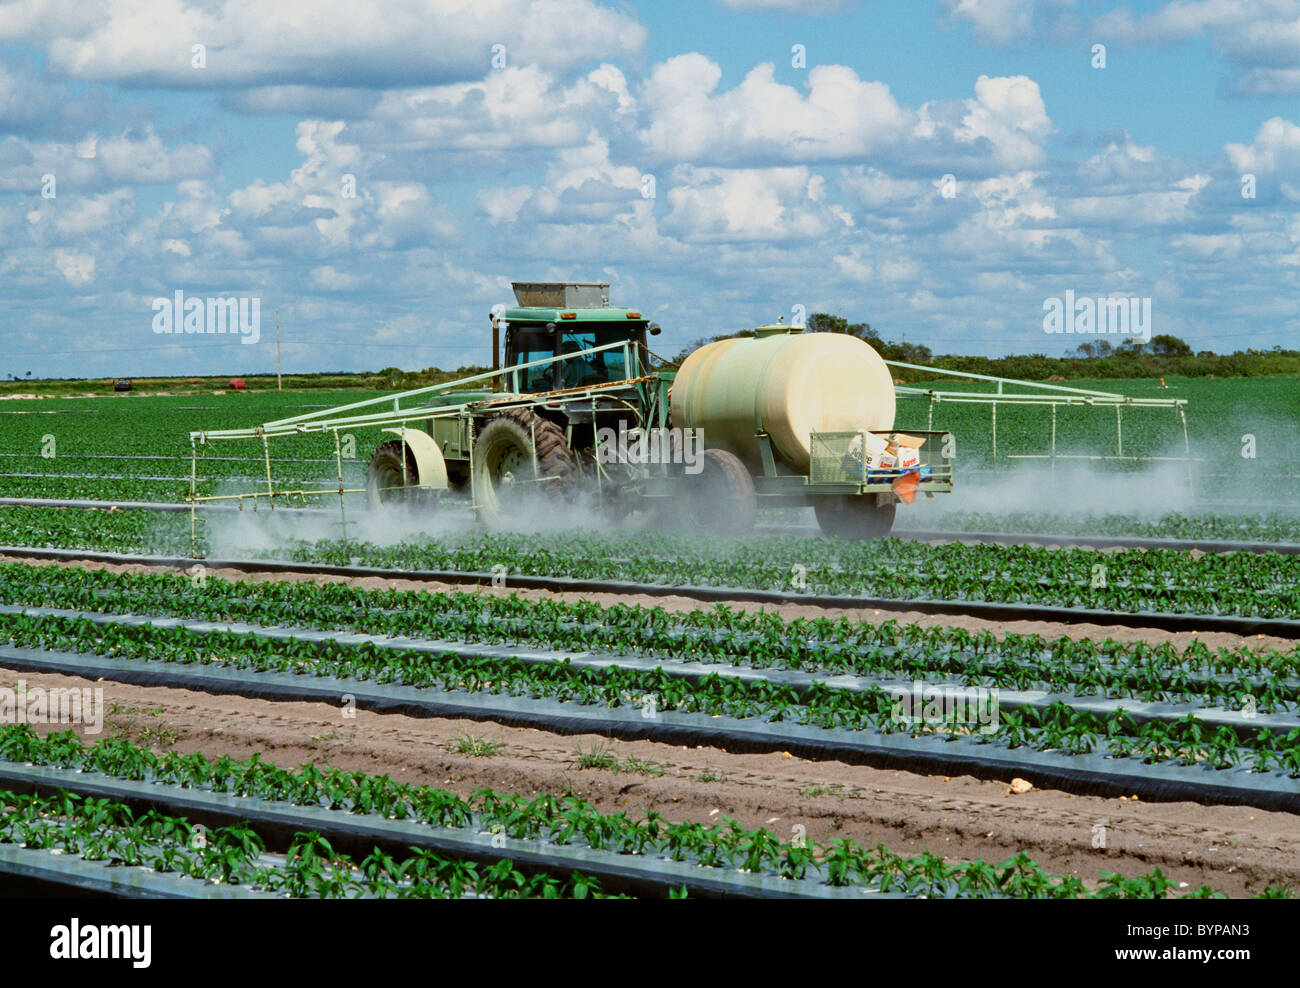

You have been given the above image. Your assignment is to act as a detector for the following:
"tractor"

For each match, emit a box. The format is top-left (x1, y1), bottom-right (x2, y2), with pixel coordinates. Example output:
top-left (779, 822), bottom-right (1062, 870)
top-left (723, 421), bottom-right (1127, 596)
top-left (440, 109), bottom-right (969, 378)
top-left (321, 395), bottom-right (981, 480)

top-left (358, 281), bottom-right (953, 537)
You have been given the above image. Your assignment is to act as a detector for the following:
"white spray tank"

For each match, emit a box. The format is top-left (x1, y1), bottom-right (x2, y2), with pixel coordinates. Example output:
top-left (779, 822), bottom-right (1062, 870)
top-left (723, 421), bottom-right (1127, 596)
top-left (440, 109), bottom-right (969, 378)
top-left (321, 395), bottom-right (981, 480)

top-left (668, 322), bottom-right (897, 474)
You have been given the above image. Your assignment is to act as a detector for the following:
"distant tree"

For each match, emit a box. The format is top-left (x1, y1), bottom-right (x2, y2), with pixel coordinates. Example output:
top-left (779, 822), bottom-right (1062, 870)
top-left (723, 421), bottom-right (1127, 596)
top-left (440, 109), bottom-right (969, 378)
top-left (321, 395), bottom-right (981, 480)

top-left (1148, 334), bottom-right (1193, 357)
top-left (806, 313), bottom-right (875, 340)
top-left (670, 328), bottom-right (756, 364)
top-left (1069, 339), bottom-right (1113, 359)
top-left (806, 312), bottom-right (930, 363)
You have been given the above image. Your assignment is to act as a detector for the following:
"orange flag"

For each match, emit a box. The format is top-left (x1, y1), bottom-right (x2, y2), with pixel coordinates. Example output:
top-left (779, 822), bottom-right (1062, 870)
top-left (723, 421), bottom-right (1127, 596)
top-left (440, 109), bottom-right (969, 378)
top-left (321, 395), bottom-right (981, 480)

top-left (892, 470), bottom-right (920, 504)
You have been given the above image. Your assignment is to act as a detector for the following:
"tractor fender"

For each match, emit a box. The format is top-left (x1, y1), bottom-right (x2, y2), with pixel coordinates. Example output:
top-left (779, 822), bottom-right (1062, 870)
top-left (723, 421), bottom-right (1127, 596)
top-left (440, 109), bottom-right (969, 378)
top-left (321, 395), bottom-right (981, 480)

top-left (380, 428), bottom-right (449, 490)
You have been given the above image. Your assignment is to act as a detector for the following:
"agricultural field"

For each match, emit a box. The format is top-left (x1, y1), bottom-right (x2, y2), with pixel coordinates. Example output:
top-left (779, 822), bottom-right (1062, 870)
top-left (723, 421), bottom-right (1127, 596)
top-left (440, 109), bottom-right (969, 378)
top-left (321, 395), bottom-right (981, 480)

top-left (0, 390), bottom-right (389, 503)
top-left (894, 510), bottom-right (1300, 543)
top-left (896, 375), bottom-right (1300, 510)
top-left (898, 374), bottom-right (1300, 465)
top-left (0, 385), bottom-right (1298, 899)
top-left (249, 529), bottom-right (1300, 619)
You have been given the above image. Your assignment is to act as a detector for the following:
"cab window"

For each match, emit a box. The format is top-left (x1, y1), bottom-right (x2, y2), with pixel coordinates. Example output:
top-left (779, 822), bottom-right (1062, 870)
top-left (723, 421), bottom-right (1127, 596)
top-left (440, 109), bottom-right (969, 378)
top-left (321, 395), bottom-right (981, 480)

top-left (511, 330), bottom-right (557, 392)
top-left (557, 328), bottom-right (638, 388)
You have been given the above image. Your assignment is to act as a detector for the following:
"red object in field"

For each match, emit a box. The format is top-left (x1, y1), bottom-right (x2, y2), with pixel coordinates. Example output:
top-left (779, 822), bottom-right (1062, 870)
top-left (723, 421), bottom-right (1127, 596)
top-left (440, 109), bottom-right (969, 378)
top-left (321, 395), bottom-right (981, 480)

top-left (892, 470), bottom-right (920, 504)
top-left (229, 378), bottom-right (247, 390)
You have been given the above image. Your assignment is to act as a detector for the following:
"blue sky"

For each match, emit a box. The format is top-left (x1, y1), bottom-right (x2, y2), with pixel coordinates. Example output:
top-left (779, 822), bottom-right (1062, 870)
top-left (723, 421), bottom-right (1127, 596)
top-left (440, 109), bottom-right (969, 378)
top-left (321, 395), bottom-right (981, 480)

top-left (1, 0), bottom-right (1297, 379)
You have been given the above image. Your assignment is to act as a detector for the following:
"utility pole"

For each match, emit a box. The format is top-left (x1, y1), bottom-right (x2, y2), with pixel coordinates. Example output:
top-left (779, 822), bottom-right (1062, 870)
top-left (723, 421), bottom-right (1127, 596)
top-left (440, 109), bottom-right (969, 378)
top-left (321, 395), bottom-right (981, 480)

top-left (276, 310), bottom-right (282, 391)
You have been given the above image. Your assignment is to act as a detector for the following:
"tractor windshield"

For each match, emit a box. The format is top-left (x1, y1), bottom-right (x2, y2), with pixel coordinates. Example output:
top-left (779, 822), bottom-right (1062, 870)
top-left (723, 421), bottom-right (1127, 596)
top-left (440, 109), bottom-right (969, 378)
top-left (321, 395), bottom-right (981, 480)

top-left (507, 321), bottom-right (644, 393)
top-left (512, 330), bottom-right (557, 392)
top-left (557, 326), bottom-right (639, 389)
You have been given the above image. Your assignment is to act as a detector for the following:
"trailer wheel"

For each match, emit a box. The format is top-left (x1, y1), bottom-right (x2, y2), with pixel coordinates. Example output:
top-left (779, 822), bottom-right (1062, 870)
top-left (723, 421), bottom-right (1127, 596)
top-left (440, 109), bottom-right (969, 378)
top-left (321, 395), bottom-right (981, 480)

top-left (472, 409), bottom-right (577, 525)
top-left (366, 440), bottom-right (437, 509)
top-left (815, 495), bottom-right (895, 540)
top-left (687, 448), bottom-right (756, 535)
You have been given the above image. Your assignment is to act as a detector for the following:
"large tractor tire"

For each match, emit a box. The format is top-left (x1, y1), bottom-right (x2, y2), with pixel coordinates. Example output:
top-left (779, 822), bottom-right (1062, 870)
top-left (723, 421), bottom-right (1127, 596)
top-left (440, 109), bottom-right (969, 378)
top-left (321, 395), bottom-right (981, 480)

top-left (472, 408), bottom-right (577, 525)
top-left (684, 448), bottom-right (756, 535)
top-left (366, 440), bottom-right (438, 509)
top-left (815, 494), bottom-right (896, 540)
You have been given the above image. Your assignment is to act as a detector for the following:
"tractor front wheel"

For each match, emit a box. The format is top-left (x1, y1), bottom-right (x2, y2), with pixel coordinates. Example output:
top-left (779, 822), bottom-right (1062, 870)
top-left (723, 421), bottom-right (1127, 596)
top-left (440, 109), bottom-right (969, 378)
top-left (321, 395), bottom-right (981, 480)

top-left (472, 409), bottom-right (577, 526)
top-left (366, 440), bottom-right (437, 509)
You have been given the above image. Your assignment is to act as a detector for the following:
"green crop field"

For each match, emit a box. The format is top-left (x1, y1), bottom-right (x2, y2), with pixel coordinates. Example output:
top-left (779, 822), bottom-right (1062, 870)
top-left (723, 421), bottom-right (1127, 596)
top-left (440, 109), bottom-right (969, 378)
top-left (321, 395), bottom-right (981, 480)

top-left (0, 561), bottom-right (1296, 898)
top-left (895, 374), bottom-right (1300, 508)
top-left (2, 374), bottom-right (1295, 505)
top-left (0, 383), bottom-right (1297, 899)
top-left (0, 379), bottom-right (1296, 543)
top-left (898, 374), bottom-right (1299, 462)
top-left (0, 389), bottom-right (390, 503)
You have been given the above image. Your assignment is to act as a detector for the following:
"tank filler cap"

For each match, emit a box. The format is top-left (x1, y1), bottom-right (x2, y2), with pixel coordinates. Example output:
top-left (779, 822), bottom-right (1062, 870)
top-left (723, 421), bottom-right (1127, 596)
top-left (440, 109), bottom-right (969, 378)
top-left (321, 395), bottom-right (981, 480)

top-left (754, 316), bottom-right (802, 337)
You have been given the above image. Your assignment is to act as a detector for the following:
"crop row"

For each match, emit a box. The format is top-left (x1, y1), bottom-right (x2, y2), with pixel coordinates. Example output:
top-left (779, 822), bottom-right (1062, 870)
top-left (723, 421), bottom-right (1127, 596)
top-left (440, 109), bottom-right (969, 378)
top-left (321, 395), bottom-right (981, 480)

top-left (0, 476), bottom-right (200, 503)
top-left (5, 610), bottom-right (1299, 772)
top-left (271, 531), bottom-right (1300, 619)
top-left (0, 506), bottom-right (200, 555)
top-left (897, 511), bottom-right (1300, 544)
top-left (1, 563), bottom-right (1294, 694)
top-left (0, 454), bottom-right (366, 477)
top-left (0, 786), bottom-right (616, 899)
top-left (0, 473), bottom-right (362, 504)
top-left (0, 727), bottom-right (1257, 898)
top-left (10, 595), bottom-right (1300, 714)
top-left (5, 508), bottom-right (1299, 624)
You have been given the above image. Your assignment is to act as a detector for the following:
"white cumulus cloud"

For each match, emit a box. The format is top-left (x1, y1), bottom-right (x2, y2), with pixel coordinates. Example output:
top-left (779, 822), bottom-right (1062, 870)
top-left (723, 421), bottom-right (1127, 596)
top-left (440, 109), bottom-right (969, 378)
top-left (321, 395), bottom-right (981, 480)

top-left (3, 0), bottom-right (647, 87)
top-left (52, 248), bottom-right (94, 285)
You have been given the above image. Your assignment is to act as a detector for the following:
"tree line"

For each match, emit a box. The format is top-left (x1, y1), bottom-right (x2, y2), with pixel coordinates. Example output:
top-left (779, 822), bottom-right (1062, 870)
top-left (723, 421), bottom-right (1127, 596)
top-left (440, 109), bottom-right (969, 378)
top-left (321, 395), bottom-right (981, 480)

top-left (669, 313), bottom-right (1300, 380)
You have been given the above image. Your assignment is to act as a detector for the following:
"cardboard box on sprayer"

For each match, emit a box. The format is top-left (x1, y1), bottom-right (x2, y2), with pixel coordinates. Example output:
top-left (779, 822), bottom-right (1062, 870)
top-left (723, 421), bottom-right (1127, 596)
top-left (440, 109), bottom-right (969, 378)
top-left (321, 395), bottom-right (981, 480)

top-left (850, 432), bottom-right (891, 470)
top-left (881, 433), bottom-right (925, 470)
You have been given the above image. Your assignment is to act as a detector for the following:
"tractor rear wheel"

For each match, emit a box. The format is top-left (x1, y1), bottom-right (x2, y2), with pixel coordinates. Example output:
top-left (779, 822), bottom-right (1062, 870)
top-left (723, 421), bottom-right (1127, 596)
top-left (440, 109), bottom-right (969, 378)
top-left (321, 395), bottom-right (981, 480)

top-left (472, 408), bottom-right (577, 525)
top-left (685, 448), bottom-right (756, 535)
top-left (814, 495), bottom-right (896, 540)
top-left (366, 440), bottom-right (437, 509)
